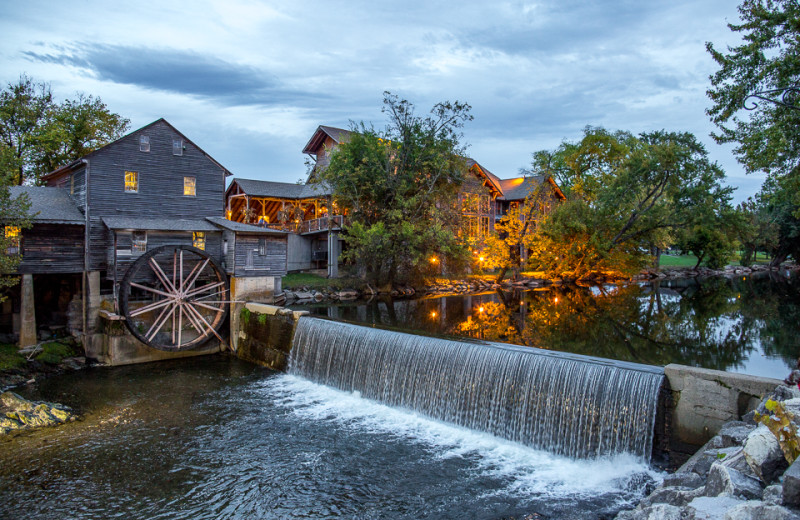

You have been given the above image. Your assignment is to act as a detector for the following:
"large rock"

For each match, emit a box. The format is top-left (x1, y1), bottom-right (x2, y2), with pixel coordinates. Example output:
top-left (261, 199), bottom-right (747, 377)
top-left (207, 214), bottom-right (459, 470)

top-left (685, 496), bottom-right (745, 520)
top-left (0, 391), bottom-right (75, 434)
top-left (661, 472), bottom-right (706, 489)
top-left (718, 421), bottom-right (756, 448)
top-left (723, 502), bottom-right (800, 520)
top-left (783, 458), bottom-right (800, 507)
top-left (705, 462), bottom-right (763, 500)
top-left (616, 503), bottom-right (683, 520)
top-left (743, 425), bottom-right (789, 483)
top-left (642, 486), bottom-right (705, 508)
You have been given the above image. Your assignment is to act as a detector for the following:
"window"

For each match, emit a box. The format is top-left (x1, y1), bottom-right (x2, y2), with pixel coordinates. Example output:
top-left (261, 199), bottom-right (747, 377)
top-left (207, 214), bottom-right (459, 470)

top-left (132, 231), bottom-right (147, 254)
top-left (139, 135), bottom-right (150, 152)
top-left (258, 238), bottom-right (267, 256)
top-left (5, 226), bottom-right (20, 255)
top-left (480, 216), bottom-right (490, 237)
top-left (184, 176), bottom-right (196, 196)
top-left (192, 232), bottom-right (206, 250)
top-left (173, 139), bottom-right (183, 156)
top-left (125, 171), bottom-right (138, 192)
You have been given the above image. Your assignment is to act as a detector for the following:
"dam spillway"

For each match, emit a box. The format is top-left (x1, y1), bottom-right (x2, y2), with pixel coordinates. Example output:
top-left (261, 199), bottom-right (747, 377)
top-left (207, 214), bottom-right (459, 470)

top-left (288, 317), bottom-right (665, 460)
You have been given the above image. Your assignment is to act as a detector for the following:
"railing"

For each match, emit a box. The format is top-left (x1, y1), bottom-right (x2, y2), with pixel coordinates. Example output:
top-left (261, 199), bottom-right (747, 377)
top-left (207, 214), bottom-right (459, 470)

top-left (261, 215), bottom-right (345, 234)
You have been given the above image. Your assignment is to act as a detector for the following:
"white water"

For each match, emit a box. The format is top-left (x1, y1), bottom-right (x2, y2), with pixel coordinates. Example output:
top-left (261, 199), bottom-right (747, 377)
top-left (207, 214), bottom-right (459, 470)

top-left (289, 317), bottom-right (665, 459)
top-left (262, 373), bottom-right (664, 505)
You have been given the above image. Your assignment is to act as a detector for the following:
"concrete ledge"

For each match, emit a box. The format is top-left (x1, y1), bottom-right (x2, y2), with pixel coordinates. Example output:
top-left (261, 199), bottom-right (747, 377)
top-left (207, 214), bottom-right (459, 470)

top-left (665, 364), bottom-right (781, 449)
top-left (235, 304), bottom-right (298, 371)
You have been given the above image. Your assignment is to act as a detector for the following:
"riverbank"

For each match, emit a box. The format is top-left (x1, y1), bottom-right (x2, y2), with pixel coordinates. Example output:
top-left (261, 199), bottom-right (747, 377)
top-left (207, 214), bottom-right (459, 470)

top-left (0, 337), bottom-right (88, 392)
top-left (281, 263), bottom-right (798, 304)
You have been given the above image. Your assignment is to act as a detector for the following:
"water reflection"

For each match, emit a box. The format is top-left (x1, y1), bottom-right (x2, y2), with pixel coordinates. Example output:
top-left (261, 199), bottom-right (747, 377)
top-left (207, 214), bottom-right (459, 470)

top-left (295, 272), bottom-right (798, 378)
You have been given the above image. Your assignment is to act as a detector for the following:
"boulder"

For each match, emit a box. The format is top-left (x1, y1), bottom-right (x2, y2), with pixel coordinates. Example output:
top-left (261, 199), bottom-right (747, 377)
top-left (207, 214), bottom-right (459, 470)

top-left (0, 391), bottom-right (75, 434)
top-left (642, 486), bottom-right (704, 508)
top-left (723, 502), bottom-right (800, 520)
top-left (293, 291), bottom-right (314, 301)
top-left (743, 425), bottom-right (789, 483)
top-left (685, 496), bottom-right (745, 520)
top-left (783, 458), bottom-right (800, 507)
top-left (763, 485), bottom-right (782, 505)
top-left (661, 472), bottom-right (706, 489)
top-left (618, 503), bottom-right (683, 520)
top-left (705, 462), bottom-right (763, 500)
top-left (718, 422), bottom-right (756, 448)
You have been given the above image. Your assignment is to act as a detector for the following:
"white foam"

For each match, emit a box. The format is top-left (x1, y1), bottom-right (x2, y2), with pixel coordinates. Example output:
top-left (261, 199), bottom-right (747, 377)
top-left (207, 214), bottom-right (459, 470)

top-left (257, 374), bottom-right (664, 501)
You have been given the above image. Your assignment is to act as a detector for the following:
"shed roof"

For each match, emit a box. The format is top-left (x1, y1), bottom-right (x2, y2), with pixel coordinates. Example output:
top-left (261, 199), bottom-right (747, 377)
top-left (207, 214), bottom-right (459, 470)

top-left (9, 186), bottom-right (84, 224)
top-left (102, 217), bottom-right (219, 232)
top-left (206, 217), bottom-right (289, 235)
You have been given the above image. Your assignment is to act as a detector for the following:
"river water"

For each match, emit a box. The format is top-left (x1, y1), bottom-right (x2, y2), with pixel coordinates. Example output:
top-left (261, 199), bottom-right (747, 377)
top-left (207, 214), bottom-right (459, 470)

top-left (294, 273), bottom-right (798, 379)
top-left (0, 357), bottom-right (661, 520)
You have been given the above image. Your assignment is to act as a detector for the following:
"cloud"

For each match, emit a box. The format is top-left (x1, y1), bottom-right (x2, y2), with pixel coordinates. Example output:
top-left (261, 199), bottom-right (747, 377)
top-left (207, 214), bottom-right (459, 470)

top-left (23, 43), bottom-right (325, 107)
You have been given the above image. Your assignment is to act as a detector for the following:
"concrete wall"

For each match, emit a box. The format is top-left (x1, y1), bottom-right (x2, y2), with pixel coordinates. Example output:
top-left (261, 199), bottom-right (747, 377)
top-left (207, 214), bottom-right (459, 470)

top-left (85, 311), bottom-right (220, 366)
top-left (665, 363), bottom-right (781, 455)
top-left (287, 234), bottom-right (312, 272)
top-left (232, 303), bottom-right (307, 371)
top-left (231, 275), bottom-right (281, 303)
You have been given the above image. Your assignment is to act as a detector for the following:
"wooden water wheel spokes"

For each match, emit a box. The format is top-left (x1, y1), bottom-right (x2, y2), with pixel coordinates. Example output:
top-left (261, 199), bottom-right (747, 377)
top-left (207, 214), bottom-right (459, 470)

top-left (119, 245), bottom-right (229, 351)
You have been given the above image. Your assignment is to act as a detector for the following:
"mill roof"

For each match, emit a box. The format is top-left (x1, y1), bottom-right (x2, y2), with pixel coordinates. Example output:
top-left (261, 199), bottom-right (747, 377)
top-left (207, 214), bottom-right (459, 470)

top-left (205, 217), bottom-right (289, 235)
top-left (9, 186), bottom-right (84, 224)
top-left (228, 178), bottom-right (331, 199)
top-left (102, 217), bottom-right (219, 232)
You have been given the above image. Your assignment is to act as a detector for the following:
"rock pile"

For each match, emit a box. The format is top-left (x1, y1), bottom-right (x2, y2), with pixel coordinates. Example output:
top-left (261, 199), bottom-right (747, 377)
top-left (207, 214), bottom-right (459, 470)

top-left (617, 385), bottom-right (800, 519)
top-left (0, 391), bottom-right (77, 435)
top-left (636, 263), bottom-right (798, 281)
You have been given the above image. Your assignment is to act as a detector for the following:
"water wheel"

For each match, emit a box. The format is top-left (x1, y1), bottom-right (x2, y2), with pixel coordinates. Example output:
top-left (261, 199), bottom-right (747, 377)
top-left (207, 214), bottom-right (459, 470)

top-left (119, 245), bottom-right (229, 351)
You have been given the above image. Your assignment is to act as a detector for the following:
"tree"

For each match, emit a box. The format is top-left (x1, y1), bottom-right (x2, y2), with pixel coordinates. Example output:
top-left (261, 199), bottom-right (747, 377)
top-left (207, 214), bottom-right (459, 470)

top-left (314, 92), bottom-right (473, 286)
top-left (524, 128), bottom-right (734, 280)
top-left (0, 186), bottom-right (31, 300)
top-left (0, 75), bottom-right (129, 185)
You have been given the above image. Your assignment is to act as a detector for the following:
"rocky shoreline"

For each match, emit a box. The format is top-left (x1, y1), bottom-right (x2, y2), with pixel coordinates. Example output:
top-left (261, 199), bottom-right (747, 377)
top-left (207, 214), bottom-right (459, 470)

top-left (281, 263), bottom-right (798, 304)
top-left (0, 391), bottom-right (78, 435)
top-left (616, 382), bottom-right (800, 520)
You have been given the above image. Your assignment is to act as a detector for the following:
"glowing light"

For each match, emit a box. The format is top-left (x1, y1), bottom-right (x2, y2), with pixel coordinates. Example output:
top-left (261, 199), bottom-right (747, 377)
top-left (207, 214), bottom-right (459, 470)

top-left (554, 297), bottom-right (559, 304)
top-left (479, 256), bottom-right (485, 262)
top-left (430, 256), bottom-right (438, 264)
top-left (478, 306), bottom-right (485, 313)
top-left (430, 311), bottom-right (437, 319)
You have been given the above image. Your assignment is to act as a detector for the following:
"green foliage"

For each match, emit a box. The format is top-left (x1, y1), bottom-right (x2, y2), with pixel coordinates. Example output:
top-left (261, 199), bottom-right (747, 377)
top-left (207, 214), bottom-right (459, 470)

top-left (707, 0), bottom-right (800, 260)
top-left (0, 74), bottom-right (129, 186)
top-left (755, 398), bottom-right (800, 464)
top-left (315, 92), bottom-right (473, 286)
top-left (0, 185), bottom-right (31, 301)
top-left (525, 128), bottom-right (734, 280)
top-left (240, 307), bottom-right (251, 325)
top-left (33, 341), bottom-right (75, 365)
top-left (0, 343), bottom-right (25, 371)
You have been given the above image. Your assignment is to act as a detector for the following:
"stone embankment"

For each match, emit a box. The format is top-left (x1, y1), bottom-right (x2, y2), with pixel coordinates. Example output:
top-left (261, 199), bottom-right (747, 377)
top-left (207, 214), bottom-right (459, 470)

top-left (617, 383), bottom-right (800, 520)
top-left (0, 391), bottom-right (77, 435)
top-left (636, 263), bottom-right (798, 282)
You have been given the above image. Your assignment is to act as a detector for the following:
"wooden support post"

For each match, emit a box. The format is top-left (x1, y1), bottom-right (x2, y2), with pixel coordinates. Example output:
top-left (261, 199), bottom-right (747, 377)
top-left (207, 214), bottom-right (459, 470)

top-left (19, 274), bottom-right (36, 348)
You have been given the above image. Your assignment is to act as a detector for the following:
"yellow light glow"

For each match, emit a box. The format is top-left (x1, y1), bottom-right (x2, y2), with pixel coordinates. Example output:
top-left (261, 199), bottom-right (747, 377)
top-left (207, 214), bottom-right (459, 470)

top-left (478, 306), bottom-right (484, 313)
top-left (430, 257), bottom-right (438, 264)
top-left (430, 311), bottom-right (437, 319)
top-left (554, 297), bottom-right (559, 304)
top-left (479, 256), bottom-right (485, 262)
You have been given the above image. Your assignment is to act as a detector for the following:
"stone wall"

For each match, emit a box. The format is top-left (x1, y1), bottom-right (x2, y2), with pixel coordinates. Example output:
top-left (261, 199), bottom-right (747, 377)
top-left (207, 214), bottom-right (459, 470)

top-left (232, 303), bottom-right (307, 371)
top-left (665, 364), bottom-right (781, 460)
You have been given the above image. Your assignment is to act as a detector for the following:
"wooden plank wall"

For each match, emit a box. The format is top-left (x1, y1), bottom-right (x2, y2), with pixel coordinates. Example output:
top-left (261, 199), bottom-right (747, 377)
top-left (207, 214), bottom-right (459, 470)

top-left (18, 224), bottom-right (84, 274)
top-left (233, 235), bottom-right (287, 277)
top-left (109, 230), bottom-right (223, 281)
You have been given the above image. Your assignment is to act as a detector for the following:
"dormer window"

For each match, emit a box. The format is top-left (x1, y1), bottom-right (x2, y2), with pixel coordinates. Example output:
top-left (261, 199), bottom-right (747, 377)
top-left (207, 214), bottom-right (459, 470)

top-left (173, 139), bottom-right (183, 156)
top-left (139, 135), bottom-right (150, 152)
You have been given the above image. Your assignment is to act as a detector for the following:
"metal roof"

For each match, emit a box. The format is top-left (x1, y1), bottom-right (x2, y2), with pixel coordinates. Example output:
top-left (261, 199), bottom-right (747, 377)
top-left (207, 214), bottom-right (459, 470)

top-left (497, 176), bottom-right (548, 201)
top-left (9, 186), bottom-right (84, 224)
top-left (230, 178), bottom-right (331, 199)
top-left (206, 217), bottom-right (289, 235)
top-left (102, 217), bottom-right (219, 232)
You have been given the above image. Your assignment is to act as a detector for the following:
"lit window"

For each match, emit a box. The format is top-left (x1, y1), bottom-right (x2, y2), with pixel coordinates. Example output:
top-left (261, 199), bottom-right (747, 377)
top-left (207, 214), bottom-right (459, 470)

top-left (132, 231), bottom-right (147, 254)
top-left (139, 135), bottom-right (150, 152)
top-left (125, 171), bottom-right (138, 192)
top-left (5, 226), bottom-right (20, 255)
top-left (192, 232), bottom-right (205, 250)
top-left (173, 139), bottom-right (183, 156)
top-left (184, 176), bottom-right (196, 196)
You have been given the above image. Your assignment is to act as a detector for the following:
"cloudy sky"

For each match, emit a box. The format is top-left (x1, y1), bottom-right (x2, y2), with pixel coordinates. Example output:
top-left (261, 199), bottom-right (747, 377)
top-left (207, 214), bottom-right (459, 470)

top-left (2, 0), bottom-right (761, 201)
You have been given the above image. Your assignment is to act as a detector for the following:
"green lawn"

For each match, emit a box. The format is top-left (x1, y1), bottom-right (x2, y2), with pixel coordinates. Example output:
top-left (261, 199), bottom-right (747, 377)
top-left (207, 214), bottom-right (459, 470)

top-left (659, 254), bottom-right (701, 267)
top-left (282, 273), bottom-right (362, 290)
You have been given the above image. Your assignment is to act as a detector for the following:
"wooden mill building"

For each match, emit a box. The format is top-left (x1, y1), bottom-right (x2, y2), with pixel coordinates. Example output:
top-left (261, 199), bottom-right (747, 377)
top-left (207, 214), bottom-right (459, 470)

top-left (224, 125), bottom-right (565, 276)
top-left (4, 119), bottom-right (288, 351)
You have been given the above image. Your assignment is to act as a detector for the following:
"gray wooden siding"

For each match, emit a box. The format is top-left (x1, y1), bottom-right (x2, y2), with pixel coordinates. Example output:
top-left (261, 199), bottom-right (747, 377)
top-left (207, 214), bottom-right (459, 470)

top-left (108, 230), bottom-right (223, 281)
top-left (18, 224), bottom-right (84, 274)
top-left (222, 230), bottom-right (235, 274)
top-left (233, 235), bottom-right (287, 277)
top-left (86, 120), bottom-right (226, 271)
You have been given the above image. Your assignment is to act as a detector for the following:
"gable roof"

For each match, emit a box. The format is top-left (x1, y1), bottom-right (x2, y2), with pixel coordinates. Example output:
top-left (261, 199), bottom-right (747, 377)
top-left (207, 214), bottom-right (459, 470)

top-left (9, 186), bottom-right (84, 224)
top-left (205, 217), bottom-right (289, 235)
top-left (42, 118), bottom-right (232, 182)
top-left (102, 216), bottom-right (218, 232)
top-left (227, 178), bottom-right (331, 199)
top-left (301, 125), bottom-right (352, 155)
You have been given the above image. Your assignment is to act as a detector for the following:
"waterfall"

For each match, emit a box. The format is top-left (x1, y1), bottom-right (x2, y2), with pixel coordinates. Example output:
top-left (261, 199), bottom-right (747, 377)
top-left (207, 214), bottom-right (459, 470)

top-left (289, 317), bottom-right (664, 460)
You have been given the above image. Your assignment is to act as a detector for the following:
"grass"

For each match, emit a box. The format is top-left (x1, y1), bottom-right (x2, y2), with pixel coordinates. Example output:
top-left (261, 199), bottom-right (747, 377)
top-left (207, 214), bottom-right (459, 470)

top-left (282, 273), bottom-right (362, 291)
top-left (34, 341), bottom-right (77, 365)
top-left (0, 343), bottom-right (25, 371)
top-left (659, 254), bottom-right (701, 267)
